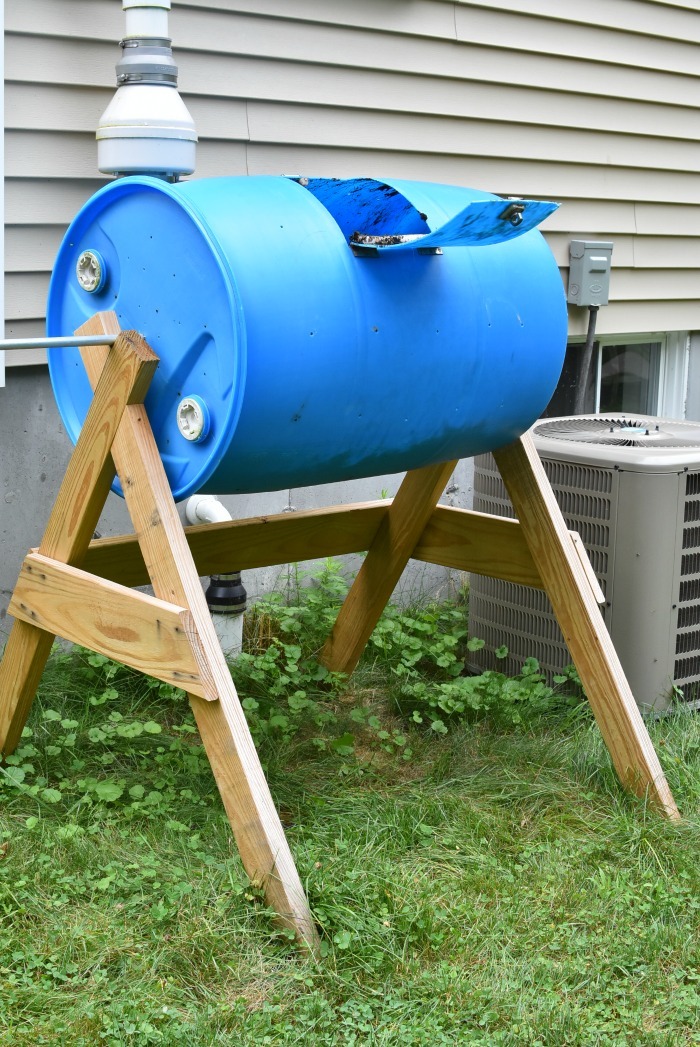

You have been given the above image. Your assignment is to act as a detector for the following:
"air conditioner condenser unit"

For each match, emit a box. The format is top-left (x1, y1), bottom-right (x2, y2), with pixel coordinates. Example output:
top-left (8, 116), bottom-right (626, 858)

top-left (469, 414), bottom-right (700, 714)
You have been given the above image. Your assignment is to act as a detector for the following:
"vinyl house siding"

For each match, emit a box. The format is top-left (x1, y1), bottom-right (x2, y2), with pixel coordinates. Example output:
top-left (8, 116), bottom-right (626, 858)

top-left (5, 0), bottom-right (700, 355)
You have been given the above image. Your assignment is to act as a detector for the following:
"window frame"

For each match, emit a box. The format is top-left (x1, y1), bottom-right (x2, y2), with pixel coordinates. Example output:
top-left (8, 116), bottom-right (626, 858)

top-left (564, 330), bottom-right (689, 419)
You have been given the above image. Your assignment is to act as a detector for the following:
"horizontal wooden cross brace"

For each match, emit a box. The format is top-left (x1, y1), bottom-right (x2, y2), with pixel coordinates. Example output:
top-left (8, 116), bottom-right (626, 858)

top-left (8, 499), bottom-right (603, 708)
top-left (80, 499), bottom-right (601, 603)
top-left (9, 552), bottom-right (212, 699)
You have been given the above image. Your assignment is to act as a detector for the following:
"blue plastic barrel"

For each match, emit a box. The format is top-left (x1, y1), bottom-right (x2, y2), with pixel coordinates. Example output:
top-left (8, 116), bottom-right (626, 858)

top-left (47, 175), bottom-right (567, 499)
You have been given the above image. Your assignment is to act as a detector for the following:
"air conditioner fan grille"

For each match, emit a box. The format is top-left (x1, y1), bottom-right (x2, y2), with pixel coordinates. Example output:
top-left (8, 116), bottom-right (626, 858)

top-left (535, 416), bottom-right (700, 449)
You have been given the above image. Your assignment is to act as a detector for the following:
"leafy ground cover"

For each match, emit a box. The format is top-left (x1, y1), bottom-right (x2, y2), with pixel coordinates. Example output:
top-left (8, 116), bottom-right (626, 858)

top-left (1, 562), bottom-right (699, 1045)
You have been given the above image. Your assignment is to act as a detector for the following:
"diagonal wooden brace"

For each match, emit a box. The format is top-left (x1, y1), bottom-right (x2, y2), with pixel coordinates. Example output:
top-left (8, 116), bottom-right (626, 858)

top-left (320, 459), bottom-right (457, 676)
top-left (75, 312), bottom-right (319, 949)
top-left (493, 433), bottom-right (679, 821)
top-left (0, 326), bottom-right (158, 754)
top-left (315, 434), bottom-right (679, 821)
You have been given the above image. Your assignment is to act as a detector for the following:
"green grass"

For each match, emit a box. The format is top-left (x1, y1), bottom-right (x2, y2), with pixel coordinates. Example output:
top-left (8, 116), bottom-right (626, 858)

top-left (1, 619), bottom-right (700, 1044)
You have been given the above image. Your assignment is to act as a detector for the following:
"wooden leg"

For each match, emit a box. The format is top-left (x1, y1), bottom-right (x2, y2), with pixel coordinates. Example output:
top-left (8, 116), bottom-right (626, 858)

top-left (77, 314), bottom-right (319, 949)
top-left (493, 433), bottom-right (679, 821)
top-left (0, 321), bottom-right (158, 753)
top-left (320, 460), bottom-right (457, 676)
top-left (0, 626), bottom-right (56, 755)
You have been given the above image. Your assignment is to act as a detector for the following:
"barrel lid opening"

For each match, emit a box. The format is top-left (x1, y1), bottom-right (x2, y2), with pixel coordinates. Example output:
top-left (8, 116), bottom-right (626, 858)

top-left (296, 177), bottom-right (431, 241)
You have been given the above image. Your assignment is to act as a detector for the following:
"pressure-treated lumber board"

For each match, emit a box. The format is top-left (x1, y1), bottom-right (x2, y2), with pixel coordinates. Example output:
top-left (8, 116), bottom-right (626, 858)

top-left (0, 325), bottom-right (158, 754)
top-left (39, 330), bottom-right (158, 564)
top-left (82, 501), bottom-right (389, 587)
top-left (0, 625), bottom-right (55, 757)
top-left (569, 531), bottom-right (605, 605)
top-left (493, 432), bottom-right (679, 821)
top-left (77, 312), bottom-right (319, 950)
top-left (320, 459), bottom-right (457, 676)
top-left (82, 500), bottom-right (546, 590)
top-left (415, 505), bottom-right (543, 587)
top-left (9, 553), bottom-right (208, 698)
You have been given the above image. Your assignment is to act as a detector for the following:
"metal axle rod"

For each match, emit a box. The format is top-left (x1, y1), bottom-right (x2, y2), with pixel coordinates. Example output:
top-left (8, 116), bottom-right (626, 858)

top-left (0, 335), bottom-right (119, 352)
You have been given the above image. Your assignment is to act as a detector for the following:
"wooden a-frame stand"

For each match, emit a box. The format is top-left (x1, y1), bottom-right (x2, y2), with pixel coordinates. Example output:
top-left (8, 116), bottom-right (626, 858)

top-left (0, 312), bottom-right (680, 950)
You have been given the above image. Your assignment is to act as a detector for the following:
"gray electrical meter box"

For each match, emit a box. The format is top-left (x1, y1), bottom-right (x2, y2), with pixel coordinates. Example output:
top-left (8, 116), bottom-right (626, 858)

top-left (567, 240), bottom-right (613, 307)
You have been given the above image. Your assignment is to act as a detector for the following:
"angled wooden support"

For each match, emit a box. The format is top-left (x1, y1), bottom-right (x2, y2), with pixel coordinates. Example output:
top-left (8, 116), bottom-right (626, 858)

top-left (493, 433), bottom-right (680, 821)
top-left (10, 553), bottom-right (207, 697)
top-left (0, 327), bottom-right (158, 753)
top-left (81, 500), bottom-right (545, 590)
top-left (310, 437), bottom-right (678, 820)
top-left (75, 313), bottom-right (318, 949)
top-left (319, 459), bottom-right (458, 676)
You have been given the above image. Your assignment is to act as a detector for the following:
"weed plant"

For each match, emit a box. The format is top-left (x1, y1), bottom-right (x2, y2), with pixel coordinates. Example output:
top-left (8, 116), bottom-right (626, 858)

top-left (1, 560), bottom-right (699, 1045)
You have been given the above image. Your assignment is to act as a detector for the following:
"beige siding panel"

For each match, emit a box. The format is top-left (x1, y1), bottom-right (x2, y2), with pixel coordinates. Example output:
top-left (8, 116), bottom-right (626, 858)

top-left (204, 64), bottom-right (700, 142)
top-left (179, 42), bottom-right (700, 111)
top-left (5, 130), bottom-right (105, 180)
top-left (454, 5), bottom-right (700, 74)
top-left (605, 268), bottom-right (700, 301)
top-left (8, 21), bottom-right (699, 110)
top-left (176, 0), bottom-right (700, 47)
top-left (6, 42), bottom-right (666, 143)
top-left (7, 0), bottom-right (459, 42)
top-left (181, 59), bottom-right (700, 145)
top-left (181, 97), bottom-right (250, 141)
top-left (5, 35), bottom-right (115, 88)
top-left (547, 235), bottom-right (700, 269)
top-left (571, 299), bottom-right (700, 338)
top-left (177, 140), bottom-right (250, 178)
top-left (5, 0), bottom-right (121, 37)
top-left (6, 83), bottom-right (110, 133)
top-left (188, 31), bottom-right (700, 109)
top-left (6, 82), bottom-right (250, 142)
top-left (6, 178), bottom-right (107, 225)
top-left (7, 83), bottom-right (113, 133)
top-left (175, 10), bottom-right (472, 69)
top-left (634, 203), bottom-right (700, 235)
top-left (6, 271), bottom-right (50, 321)
top-left (6, 130), bottom-right (252, 181)
top-left (5, 226), bottom-right (65, 272)
top-left (633, 238), bottom-right (700, 266)
top-left (462, 0), bottom-right (700, 42)
top-left (543, 201), bottom-right (639, 234)
top-left (241, 143), bottom-right (700, 205)
top-left (4, 47), bottom-right (659, 145)
top-left (547, 235), bottom-right (636, 269)
top-left (3, 319), bottom-right (50, 353)
top-left (245, 102), bottom-right (700, 173)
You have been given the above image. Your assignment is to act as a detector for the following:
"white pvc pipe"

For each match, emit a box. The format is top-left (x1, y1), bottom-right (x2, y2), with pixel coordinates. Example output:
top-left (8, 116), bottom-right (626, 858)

top-left (123, 0), bottom-right (170, 40)
top-left (185, 495), bottom-right (244, 657)
top-left (185, 494), bottom-right (233, 526)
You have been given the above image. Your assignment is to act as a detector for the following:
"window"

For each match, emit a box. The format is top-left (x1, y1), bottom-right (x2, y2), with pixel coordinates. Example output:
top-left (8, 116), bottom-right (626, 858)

top-left (544, 332), bottom-right (689, 419)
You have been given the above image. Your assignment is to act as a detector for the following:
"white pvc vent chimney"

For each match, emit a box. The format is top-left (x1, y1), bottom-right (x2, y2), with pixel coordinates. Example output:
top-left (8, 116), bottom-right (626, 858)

top-left (97, 0), bottom-right (197, 179)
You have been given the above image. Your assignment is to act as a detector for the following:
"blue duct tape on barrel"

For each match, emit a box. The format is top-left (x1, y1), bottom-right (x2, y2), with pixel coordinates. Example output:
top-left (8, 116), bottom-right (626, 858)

top-left (47, 174), bottom-right (567, 500)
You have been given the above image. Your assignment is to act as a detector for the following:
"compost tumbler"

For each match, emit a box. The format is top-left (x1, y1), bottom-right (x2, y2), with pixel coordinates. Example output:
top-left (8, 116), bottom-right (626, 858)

top-left (47, 174), bottom-right (567, 499)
